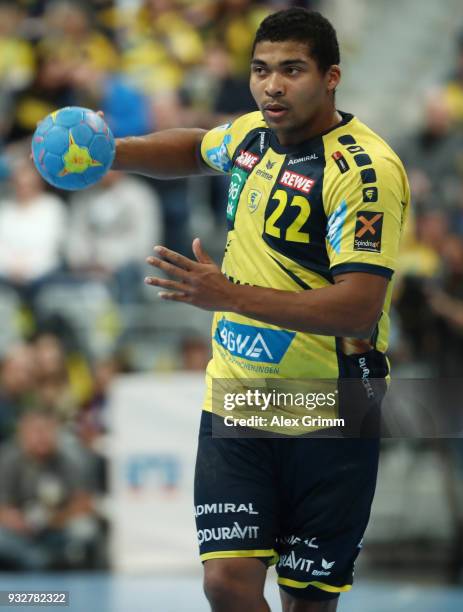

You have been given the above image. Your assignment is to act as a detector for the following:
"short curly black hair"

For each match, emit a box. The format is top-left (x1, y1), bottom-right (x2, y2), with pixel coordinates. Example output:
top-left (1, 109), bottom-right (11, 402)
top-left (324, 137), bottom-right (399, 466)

top-left (252, 8), bottom-right (340, 74)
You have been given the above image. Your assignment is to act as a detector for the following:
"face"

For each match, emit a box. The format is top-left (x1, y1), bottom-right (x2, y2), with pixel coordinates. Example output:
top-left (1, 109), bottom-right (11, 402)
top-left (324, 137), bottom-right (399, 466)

top-left (250, 40), bottom-right (340, 145)
top-left (19, 414), bottom-right (58, 460)
top-left (12, 161), bottom-right (44, 203)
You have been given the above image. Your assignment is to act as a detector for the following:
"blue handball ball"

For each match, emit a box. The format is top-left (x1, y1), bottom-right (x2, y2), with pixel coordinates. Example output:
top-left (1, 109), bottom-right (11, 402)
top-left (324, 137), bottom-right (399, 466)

top-left (31, 106), bottom-right (116, 191)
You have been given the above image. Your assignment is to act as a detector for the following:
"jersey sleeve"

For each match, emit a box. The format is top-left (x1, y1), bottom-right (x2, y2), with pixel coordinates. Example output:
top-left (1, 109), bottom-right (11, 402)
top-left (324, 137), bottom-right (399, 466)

top-left (199, 111), bottom-right (264, 175)
top-left (324, 155), bottom-right (410, 279)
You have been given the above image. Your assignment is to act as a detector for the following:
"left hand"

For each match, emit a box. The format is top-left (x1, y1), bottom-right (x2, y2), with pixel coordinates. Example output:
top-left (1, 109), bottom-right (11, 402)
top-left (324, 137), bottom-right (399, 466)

top-left (144, 238), bottom-right (235, 311)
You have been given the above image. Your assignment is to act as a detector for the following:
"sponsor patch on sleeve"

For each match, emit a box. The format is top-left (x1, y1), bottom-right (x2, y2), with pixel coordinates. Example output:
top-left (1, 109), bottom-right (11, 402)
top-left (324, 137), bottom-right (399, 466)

top-left (353, 211), bottom-right (383, 252)
top-left (206, 134), bottom-right (232, 173)
top-left (332, 151), bottom-right (350, 174)
top-left (362, 186), bottom-right (378, 202)
top-left (235, 150), bottom-right (259, 171)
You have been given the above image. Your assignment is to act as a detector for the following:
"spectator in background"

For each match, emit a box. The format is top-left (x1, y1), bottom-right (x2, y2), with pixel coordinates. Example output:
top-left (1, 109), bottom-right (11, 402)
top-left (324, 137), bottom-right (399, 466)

top-left (180, 336), bottom-right (211, 371)
top-left (78, 356), bottom-right (117, 443)
top-left (181, 39), bottom-right (257, 225)
top-left (122, 0), bottom-right (204, 96)
top-left (444, 31), bottom-right (463, 126)
top-left (0, 1), bottom-right (35, 139)
top-left (6, 50), bottom-right (76, 144)
top-left (66, 171), bottom-right (161, 304)
top-left (182, 40), bottom-right (256, 126)
top-left (206, 0), bottom-right (270, 77)
top-left (118, 0), bottom-right (201, 256)
top-left (6, 1), bottom-right (118, 144)
top-left (0, 410), bottom-right (100, 570)
top-left (424, 235), bottom-right (463, 376)
top-left (398, 91), bottom-right (463, 216)
top-left (0, 345), bottom-right (37, 443)
top-left (39, 1), bottom-right (118, 73)
top-left (33, 333), bottom-right (78, 423)
top-left (69, 59), bottom-right (154, 138)
top-left (0, 1), bottom-right (34, 91)
top-left (0, 160), bottom-right (67, 307)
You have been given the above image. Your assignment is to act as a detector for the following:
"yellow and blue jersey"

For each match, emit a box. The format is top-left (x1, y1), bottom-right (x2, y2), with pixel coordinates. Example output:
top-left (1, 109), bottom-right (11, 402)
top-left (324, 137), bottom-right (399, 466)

top-left (199, 111), bottom-right (410, 412)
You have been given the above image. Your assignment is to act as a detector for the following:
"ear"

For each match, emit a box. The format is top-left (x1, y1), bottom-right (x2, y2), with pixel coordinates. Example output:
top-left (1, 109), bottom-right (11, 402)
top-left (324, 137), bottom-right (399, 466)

top-left (326, 65), bottom-right (341, 93)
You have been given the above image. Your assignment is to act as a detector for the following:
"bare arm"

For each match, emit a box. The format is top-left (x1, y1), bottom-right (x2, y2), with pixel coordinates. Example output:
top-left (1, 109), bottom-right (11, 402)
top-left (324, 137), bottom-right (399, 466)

top-left (229, 272), bottom-right (387, 338)
top-left (113, 128), bottom-right (214, 179)
top-left (146, 241), bottom-right (389, 339)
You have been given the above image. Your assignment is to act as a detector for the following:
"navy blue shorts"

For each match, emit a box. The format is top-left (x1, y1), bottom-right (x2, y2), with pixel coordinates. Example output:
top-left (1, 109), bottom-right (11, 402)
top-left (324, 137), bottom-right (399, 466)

top-left (194, 410), bottom-right (380, 601)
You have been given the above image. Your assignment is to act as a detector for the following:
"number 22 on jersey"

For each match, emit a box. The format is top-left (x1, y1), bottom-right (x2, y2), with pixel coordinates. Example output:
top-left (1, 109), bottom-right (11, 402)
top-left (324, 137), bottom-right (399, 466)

top-left (264, 189), bottom-right (311, 244)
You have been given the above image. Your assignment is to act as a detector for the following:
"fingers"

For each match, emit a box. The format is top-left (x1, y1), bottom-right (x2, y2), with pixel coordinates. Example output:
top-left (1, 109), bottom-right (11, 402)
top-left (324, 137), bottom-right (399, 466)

top-left (192, 237), bottom-right (213, 264)
top-left (146, 254), bottom-right (190, 280)
top-left (144, 275), bottom-right (187, 293)
top-left (158, 291), bottom-right (189, 302)
top-left (153, 246), bottom-right (196, 271)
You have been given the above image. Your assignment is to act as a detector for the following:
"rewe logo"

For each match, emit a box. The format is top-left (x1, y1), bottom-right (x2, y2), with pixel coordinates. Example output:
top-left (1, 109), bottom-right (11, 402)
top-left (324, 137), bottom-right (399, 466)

top-left (279, 170), bottom-right (315, 194)
top-left (214, 319), bottom-right (295, 364)
top-left (236, 150), bottom-right (259, 171)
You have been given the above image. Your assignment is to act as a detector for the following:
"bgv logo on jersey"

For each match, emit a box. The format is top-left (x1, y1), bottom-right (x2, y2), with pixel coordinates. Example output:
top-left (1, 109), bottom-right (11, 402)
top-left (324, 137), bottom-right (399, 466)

top-left (235, 150), bottom-right (259, 171)
top-left (214, 319), bottom-right (295, 364)
top-left (279, 170), bottom-right (315, 194)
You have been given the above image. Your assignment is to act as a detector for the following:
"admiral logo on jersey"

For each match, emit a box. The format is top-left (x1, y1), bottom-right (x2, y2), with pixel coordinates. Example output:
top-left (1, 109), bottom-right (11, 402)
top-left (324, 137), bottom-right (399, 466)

top-left (354, 211), bottom-right (383, 253)
top-left (288, 154), bottom-right (318, 165)
top-left (235, 150), bottom-right (259, 171)
top-left (279, 170), bottom-right (315, 194)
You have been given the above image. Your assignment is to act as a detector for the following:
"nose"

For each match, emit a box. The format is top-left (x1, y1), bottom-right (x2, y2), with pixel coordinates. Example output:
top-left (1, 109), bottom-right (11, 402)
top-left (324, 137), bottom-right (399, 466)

top-left (265, 72), bottom-right (285, 98)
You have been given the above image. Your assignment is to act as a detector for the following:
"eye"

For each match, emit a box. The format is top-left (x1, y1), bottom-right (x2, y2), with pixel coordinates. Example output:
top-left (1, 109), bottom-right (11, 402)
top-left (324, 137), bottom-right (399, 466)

top-left (286, 66), bottom-right (301, 75)
top-left (252, 66), bottom-right (267, 76)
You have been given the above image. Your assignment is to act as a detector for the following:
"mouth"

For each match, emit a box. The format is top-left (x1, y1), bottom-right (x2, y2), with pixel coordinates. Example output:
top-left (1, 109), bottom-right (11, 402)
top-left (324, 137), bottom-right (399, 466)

top-left (263, 103), bottom-right (289, 120)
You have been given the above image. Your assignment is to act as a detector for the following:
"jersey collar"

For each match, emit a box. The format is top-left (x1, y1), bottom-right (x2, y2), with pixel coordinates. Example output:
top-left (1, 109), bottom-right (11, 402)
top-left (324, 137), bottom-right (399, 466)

top-left (269, 111), bottom-right (354, 154)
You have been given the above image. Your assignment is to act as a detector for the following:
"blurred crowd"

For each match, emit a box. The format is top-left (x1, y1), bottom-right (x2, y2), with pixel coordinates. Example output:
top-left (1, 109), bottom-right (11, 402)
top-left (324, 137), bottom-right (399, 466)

top-left (393, 34), bottom-right (463, 377)
top-left (0, 0), bottom-right (463, 572)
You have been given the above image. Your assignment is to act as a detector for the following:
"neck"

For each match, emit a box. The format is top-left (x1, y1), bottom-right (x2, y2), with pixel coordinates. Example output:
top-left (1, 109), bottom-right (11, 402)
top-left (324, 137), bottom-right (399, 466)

top-left (276, 106), bottom-right (342, 146)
